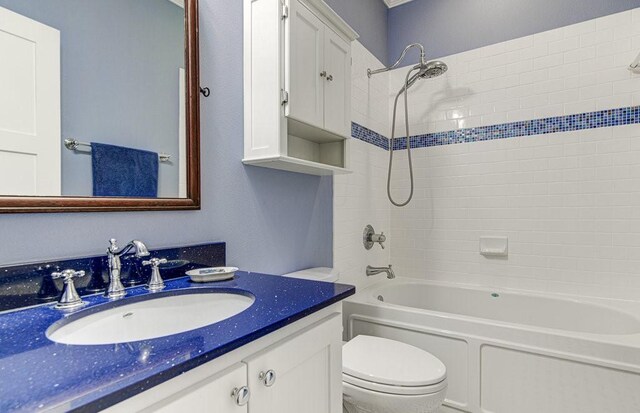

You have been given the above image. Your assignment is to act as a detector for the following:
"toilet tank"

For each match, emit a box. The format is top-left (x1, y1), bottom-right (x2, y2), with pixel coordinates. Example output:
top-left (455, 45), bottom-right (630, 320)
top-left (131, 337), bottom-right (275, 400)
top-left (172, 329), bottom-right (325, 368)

top-left (282, 267), bottom-right (340, 283)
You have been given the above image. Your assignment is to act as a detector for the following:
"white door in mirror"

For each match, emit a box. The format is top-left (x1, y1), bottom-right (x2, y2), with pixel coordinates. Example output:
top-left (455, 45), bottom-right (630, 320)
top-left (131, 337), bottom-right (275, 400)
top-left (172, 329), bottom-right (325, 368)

top-left (0, 6), bottom-right (61, 196)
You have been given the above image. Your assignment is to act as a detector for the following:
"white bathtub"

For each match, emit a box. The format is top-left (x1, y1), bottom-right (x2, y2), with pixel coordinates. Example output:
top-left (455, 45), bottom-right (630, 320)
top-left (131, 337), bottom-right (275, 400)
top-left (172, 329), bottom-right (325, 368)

top-left (342, 279), bottom-right (640, 413)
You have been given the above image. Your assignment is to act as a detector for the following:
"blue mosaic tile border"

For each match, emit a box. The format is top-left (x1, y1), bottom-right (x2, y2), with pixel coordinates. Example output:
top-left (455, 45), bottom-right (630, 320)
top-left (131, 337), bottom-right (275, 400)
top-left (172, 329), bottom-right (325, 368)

top-left (351, 122), bottom-right (389, 150)
top-left (392, 106), bottom-right (640, 150)
top-left (352, 106), bottom-right (640, 151)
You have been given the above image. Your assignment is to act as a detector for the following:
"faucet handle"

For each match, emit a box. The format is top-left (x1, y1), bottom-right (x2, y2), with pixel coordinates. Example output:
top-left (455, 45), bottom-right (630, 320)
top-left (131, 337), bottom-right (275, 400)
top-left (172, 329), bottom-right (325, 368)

top-left (142, 258), bottom-right (168, 268)
top-left (142, 258), bottom-right (167, 292)
top-left (371, 232), bottom-right (386, 249)
top-left (51, 269), bottom-right (86, 282)
top-left (51, 269), bottom-right (85, 309)
top-left (108, 238), bottom-right (119, 254)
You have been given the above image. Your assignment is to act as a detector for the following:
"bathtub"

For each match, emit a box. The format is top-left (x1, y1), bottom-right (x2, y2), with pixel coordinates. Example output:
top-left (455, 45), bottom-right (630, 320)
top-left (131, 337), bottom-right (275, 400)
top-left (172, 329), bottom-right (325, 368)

top-left (342, 279), bottom-right (640, 413)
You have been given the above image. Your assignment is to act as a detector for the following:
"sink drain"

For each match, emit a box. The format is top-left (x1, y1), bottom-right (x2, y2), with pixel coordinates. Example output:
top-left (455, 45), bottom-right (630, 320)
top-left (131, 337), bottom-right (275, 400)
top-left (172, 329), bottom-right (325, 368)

top-left (491, 293), bottom-right (499, 298)
top-left (377, 295), bottom-right (384, 302)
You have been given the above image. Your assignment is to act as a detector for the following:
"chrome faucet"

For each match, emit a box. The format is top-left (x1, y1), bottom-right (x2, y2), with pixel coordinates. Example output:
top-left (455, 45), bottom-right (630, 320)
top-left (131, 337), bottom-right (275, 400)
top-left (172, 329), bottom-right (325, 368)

top-left (366, 265), bottom-right (395, 279)
top-left (51, 269), bottom-right (86, 309)
top-left (363, 225), bottom-right (386, 250)
top-left (142, 257), bottom-right (168, 292)
top-left (106, 239), bottom-right (150, 299)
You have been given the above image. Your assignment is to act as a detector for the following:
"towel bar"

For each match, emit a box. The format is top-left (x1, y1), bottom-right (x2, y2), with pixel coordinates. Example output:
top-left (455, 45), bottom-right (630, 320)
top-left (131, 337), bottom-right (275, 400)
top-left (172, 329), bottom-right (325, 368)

top-left (64, 138), bottom-right (171, 162)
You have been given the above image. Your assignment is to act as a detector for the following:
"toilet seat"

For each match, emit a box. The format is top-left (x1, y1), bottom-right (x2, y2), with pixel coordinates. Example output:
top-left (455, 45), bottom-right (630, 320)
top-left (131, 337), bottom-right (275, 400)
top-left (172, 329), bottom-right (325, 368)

top-left (342, 335), bottom-right (447, 395)
top-left (343, 372), bottom-right (447, 396)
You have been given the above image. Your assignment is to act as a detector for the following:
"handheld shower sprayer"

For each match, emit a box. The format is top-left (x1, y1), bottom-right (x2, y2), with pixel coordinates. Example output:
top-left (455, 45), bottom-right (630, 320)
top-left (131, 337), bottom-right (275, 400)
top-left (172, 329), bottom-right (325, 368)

top-left (368, 44), bottom-right (448, 207)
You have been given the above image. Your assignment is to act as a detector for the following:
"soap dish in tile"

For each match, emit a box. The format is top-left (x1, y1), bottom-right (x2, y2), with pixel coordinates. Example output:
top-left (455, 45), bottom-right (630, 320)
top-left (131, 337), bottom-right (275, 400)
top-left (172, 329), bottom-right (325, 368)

top-left (187, 267), bottom-right (238, 283)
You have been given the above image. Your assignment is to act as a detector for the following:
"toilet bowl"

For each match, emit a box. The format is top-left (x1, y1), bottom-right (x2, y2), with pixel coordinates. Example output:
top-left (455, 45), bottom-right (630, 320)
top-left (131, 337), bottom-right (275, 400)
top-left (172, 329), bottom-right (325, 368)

top-left (282, 268), bottom-right (447, 413)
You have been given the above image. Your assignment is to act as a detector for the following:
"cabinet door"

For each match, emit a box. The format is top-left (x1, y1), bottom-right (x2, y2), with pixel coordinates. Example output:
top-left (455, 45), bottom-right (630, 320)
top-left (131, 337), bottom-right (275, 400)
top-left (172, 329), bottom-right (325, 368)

top-left (287, 0), bottom-right (324, 129)
top-left (322, 28), bottom-right (351, 137)
top-left (139, 363), bottom-right (248, 413)
top-left (245, 314), bottom-right (342, 413)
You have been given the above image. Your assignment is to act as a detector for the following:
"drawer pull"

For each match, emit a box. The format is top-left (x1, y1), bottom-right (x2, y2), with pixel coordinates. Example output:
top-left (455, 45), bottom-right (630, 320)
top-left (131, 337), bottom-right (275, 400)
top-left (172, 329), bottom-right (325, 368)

top-left (231, 386), bottom-right (250, 406)
top-left (259, 370), bottom-right (277, 387)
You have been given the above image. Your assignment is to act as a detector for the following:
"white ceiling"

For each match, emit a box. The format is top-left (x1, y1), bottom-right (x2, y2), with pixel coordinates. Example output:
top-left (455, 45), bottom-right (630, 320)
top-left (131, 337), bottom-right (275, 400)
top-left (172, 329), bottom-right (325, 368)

top-left (383, 0), bottom-right (416, 8)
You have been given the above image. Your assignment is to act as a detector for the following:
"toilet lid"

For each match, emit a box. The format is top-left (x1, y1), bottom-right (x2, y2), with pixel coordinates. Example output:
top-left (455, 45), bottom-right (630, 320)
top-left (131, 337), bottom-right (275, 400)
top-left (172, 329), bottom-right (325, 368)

top-left (282, 267), bottom-right (340, 283)
top-left (342, 335), bottom-right (446, 387)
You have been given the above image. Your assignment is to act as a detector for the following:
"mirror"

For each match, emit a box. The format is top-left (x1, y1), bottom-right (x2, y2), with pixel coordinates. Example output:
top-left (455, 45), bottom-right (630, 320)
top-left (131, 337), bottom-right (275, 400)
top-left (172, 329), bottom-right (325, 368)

top-left (0, 0), bottom-right (200, 212)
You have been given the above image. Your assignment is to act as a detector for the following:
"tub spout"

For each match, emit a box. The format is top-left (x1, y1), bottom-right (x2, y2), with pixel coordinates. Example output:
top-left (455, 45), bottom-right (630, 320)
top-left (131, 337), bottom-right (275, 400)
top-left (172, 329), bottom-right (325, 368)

top-left (366, 265), bottom-right (395, 279)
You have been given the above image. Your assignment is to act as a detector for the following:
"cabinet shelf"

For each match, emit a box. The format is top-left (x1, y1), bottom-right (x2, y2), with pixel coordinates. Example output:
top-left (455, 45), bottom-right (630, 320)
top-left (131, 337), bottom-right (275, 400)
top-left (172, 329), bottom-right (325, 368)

top-left (243, 155), bottom-right (351, 176)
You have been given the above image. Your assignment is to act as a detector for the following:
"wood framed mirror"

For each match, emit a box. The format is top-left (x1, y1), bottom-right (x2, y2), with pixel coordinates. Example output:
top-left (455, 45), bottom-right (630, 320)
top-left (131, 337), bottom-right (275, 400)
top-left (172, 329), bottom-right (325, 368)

top-left (0, 0), bottom-right (200, 213)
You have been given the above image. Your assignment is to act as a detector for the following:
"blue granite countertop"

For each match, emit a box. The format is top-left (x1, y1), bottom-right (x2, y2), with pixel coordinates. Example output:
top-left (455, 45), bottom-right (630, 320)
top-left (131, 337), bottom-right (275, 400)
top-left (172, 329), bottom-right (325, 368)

top-left (0, 272), bottom-right (355, 412)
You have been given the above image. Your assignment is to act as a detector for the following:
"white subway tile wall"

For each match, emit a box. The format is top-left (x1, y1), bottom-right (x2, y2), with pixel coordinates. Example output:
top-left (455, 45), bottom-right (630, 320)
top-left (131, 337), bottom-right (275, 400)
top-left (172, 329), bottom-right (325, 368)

top-left (388, 9), bottom-right (640, 136)
top-left (387, 9), bottom-right (640, 300)
top-left (333, 41), bottom-right (391, 289)
top-left (352, 41), bottom-right (390, 138)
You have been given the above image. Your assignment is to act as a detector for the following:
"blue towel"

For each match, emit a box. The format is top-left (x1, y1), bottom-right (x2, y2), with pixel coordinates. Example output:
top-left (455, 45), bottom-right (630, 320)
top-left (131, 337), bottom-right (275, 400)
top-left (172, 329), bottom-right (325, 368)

top-left (91, 142), bottom-right (159, 197)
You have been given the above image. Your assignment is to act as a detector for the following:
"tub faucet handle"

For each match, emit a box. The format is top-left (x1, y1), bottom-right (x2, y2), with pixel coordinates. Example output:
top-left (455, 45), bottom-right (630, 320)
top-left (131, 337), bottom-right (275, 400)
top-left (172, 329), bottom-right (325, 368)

top-left (372, 232), bottom-right (386, 249)
top-left (51, 269), bottom-right (86, 309)
top-left (364, 225), bottom-right (387, 250)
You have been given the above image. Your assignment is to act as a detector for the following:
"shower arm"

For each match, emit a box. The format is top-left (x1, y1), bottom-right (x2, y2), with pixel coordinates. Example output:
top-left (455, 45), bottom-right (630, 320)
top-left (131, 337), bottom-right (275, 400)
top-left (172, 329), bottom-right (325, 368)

top-left (368, 43), bottom-right (427, 78)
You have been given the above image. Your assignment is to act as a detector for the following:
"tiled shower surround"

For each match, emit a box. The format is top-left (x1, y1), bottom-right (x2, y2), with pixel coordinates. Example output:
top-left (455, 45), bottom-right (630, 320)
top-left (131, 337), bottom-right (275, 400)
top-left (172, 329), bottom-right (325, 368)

top-left (336, 8), bottom-right (640, 300)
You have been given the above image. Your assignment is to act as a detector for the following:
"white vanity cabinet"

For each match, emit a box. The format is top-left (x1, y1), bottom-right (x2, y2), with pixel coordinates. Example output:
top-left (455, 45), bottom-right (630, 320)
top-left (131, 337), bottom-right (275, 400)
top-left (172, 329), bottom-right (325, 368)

top-left (106, 308), bottom-right (342, 413)
top-left (138, 363), bottom-right (248, 413)
top-left (245, 312), bottom-right (342, 413)
top-left (243, 0), bottom-right (358, 176)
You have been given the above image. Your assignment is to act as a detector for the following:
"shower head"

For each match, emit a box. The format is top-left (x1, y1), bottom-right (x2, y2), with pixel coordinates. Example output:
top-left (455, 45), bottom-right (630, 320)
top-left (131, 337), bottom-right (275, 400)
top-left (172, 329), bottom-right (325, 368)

top-left (420, 60), bottom-right (448, 78)
top-left (400, 60), bottom-right (449, 93)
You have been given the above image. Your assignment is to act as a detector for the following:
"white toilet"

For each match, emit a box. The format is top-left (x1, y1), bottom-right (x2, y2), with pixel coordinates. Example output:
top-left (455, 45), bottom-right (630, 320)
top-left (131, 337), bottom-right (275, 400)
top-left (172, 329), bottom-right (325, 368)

top-left (283, 268), bottom-right (448, 413)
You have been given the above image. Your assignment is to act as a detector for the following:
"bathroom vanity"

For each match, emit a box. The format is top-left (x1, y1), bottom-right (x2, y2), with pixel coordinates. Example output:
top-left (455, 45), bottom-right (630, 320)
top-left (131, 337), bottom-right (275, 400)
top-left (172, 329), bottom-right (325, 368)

top-left (107, 303), bottom-right (343, 413)
top-left (0, 243), bottom-right (354, 412)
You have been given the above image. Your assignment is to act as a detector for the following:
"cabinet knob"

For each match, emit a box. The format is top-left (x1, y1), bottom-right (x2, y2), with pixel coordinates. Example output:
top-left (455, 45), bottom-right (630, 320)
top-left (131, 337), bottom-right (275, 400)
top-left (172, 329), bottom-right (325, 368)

top-left (231, 386), bottom-right (250, 406)
top-left (320, 71), bottom-right (327, 78)
top-left (259, 369), bottom-right (277, 387)
top-left (327, 74), bottom-right (333, 81)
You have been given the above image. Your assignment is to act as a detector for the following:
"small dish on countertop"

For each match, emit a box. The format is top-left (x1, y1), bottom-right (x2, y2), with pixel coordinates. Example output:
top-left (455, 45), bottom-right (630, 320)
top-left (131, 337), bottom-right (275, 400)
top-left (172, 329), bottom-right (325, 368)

top-left (186, 267), bottom-right (238, 283)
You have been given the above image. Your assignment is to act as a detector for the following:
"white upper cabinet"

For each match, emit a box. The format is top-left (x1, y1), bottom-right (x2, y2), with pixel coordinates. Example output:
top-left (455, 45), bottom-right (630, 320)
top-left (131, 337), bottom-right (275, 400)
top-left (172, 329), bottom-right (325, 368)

top-left (244, 0), bottom-right (358, 176)
top-left (322, 28), bottom-right (350, 137)
top-left (287, 2), bottom-right (324, 130)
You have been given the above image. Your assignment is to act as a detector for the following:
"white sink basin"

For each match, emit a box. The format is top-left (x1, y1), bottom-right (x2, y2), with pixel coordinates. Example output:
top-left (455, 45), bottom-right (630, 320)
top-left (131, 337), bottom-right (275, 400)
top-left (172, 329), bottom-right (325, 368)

top-left (46, 291), bottom-right (255, 345)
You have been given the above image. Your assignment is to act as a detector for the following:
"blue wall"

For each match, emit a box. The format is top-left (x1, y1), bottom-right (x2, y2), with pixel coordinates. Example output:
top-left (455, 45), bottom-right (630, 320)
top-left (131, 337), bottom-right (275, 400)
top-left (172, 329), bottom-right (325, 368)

top-left (389, 0), bottom-right (640, 64)
top-left (0, 0), bottom-right (184, 197)
top-left (10, 0), bottom-right (630, 271)
top-left (325, 0), bottom-right (389, 65)
top-left (0, 0), bottom-right (333, 275)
